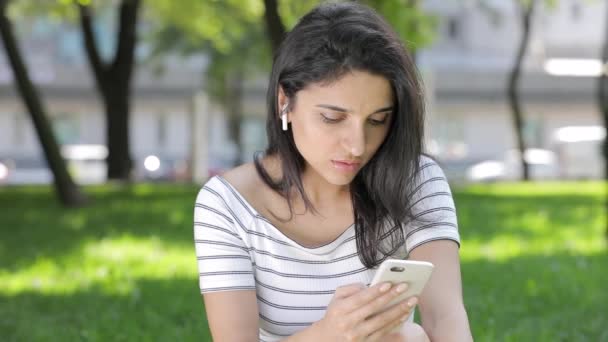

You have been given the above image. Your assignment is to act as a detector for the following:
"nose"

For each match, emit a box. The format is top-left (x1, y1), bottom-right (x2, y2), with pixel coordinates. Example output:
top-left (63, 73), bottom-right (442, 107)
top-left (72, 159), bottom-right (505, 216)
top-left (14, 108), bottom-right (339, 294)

top-left (342, 122), bottom-right (366, 157)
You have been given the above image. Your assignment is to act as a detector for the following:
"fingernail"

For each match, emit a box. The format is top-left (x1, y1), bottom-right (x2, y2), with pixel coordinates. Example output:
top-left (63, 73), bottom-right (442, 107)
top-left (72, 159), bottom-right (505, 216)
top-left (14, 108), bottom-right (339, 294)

top-left (395, 283), bottom-right (408, 293)
top-left (407, 298), bottom-right (418, 307)
top-left (380, 282), bottom-right (392, 292)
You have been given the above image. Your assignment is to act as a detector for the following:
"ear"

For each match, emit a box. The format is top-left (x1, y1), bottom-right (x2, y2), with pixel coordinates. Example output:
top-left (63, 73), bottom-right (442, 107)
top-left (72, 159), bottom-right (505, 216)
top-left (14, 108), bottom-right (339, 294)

top-left (277, 85), bottom-right (289, 117)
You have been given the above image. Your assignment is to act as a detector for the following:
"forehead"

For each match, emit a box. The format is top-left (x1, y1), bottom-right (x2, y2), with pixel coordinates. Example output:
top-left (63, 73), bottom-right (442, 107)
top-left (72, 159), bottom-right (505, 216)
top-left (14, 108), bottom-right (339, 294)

top-left (297, 71), bottom-right (393, 108)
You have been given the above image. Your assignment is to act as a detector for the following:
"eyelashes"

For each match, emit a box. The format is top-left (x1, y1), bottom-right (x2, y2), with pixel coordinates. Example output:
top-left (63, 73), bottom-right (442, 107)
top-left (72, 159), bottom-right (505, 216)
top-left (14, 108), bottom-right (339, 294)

top-left (320, 114), bottom-right (388, 126)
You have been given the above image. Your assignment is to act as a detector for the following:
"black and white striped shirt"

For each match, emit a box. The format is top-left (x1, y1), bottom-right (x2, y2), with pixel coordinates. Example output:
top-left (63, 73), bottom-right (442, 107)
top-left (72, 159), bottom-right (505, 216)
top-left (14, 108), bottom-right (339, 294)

top-left (193, 156), bottom-right (460, 341)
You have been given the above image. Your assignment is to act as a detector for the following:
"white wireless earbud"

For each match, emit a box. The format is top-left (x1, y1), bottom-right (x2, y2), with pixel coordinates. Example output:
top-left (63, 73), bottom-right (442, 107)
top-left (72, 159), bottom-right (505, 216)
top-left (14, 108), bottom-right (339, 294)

top-left (281, 103), bottom-right (289, 131)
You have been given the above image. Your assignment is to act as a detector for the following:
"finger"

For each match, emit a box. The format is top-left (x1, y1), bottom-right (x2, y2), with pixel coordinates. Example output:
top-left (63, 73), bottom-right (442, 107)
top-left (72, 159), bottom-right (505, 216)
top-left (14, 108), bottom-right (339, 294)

top-left (333, 283), bottom-right (366, 299)
top-left (340, 281), bottom-right (395, 313)
top-left (349, 283), bottom-right (411, 323)
top-left (366, 314), bottom-right (408, 342)
top-left (353, 296), bottom-right (416, 339)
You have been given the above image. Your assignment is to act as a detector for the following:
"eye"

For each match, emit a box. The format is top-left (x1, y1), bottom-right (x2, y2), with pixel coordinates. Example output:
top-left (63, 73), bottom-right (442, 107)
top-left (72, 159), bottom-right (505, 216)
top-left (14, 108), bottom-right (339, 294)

top-left (368, 118), bottom-right (388, 126)
top-left (320, 114), bottom-right (341, 124)
top-left (368, 114), bottom-right (389, 126)
top-left (320, 113), bottom-right (389, 126)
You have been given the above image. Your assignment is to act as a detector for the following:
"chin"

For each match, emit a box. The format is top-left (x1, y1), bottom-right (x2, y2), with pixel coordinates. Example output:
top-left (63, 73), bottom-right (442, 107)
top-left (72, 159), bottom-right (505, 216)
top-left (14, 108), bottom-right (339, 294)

top-left (324, 170), bottom-right (357, 186)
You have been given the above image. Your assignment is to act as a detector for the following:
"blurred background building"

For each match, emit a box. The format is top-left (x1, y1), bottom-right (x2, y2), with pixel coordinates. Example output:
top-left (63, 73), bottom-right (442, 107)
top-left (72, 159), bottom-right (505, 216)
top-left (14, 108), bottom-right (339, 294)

top-left (0, 0), bottom-right (606, 185)
top-left (421, 0), bottom-right (605, 181)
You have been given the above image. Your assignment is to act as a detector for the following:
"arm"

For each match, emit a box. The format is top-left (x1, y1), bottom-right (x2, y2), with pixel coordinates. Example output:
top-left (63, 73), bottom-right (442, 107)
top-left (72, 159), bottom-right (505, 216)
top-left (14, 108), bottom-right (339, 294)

top-left (409, 240), bottom-right (473, 342)
top-left (194, 182), bottom-right (260, 341)
top-left (202, 290), bottom-right (260, 342)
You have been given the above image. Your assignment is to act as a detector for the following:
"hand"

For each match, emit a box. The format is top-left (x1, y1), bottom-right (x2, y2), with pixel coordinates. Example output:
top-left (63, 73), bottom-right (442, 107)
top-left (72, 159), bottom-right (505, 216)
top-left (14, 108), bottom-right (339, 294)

top-left (311, 282), bottom-right (418, 342)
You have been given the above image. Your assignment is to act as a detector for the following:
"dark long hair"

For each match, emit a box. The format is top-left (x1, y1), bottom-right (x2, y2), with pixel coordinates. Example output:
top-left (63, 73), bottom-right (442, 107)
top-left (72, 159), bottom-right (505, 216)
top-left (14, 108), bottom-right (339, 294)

top-left (254, 1), bottom-right (425, 268)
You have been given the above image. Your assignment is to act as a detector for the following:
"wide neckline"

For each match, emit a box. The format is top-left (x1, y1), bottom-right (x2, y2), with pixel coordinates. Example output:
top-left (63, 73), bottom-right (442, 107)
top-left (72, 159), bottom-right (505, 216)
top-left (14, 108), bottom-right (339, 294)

top-left (214, 175), bottom-right (355, 252)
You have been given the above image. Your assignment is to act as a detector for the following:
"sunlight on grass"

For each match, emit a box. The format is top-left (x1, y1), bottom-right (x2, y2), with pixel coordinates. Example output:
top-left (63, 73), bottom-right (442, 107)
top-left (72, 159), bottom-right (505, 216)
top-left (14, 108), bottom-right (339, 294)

top-left (0, 235), bottom-right (196, 296)
top-left (460, 208), bottom-right (605, 261)
top-left (455, 181), bottom-right (606, 263)
top-left (461, 235), bottom-right (606, 261)
top-left (1, 182), bottom-right (606, 341)
top-left (459, 181), bottom-right (605, 197)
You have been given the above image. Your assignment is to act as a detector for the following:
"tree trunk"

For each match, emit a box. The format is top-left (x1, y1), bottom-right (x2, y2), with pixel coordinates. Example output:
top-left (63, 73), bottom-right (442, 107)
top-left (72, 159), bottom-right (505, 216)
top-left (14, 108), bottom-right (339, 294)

top-left (225, 70), bottom-right (244, 166)
top-left (507, 0), bottom-right (535, 181)
top-left (78, 0), bottom-right (139, 181)
top-left (262, 0), bottom-right (286, 54)
top-left (598, 1), bottom-right (608, 239)
top-left (0, 1), bottom-right (87, 207)
top-left (103, 84), bottom-right (132, 179)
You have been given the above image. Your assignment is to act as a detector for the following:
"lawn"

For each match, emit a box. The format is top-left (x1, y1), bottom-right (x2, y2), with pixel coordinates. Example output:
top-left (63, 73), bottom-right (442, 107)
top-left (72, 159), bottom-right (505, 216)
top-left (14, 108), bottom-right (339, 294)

top-left (0, 182), bottom-right (606, 341)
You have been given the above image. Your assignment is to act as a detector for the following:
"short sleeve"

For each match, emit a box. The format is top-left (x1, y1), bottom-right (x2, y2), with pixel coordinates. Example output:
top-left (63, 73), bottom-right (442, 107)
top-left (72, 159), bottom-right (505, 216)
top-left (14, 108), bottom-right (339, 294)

top-left (193, 182), bottom-right (256, 293)
top-left (403, 157), bottom-right (461, 255)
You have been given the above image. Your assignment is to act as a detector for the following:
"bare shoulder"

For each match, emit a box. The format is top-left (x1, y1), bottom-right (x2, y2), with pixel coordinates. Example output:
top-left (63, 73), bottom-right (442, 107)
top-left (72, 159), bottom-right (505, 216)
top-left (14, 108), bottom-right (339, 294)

top-left (219, 156), bottom-right (284, 215)
top-left (219, 155), bottom-right (280, 198)
top-left (219, 162), bottom-right (259, 195)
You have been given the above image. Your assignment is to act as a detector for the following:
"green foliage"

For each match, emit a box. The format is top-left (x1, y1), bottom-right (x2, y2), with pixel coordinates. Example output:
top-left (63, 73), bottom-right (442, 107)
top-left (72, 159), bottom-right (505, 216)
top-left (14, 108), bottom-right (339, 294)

top-left (363, 0), bottom-right (437, 52)
top-left (145, 0), bottom-right (319, 103)
top-left (6, 0), bottom-right (440, 105)
top-left (147, 0), bottom-right (438, 103)
top-left (0, 182), bottom-right (606, 341)
top-left (5, 0), bottom-right (110, 22)
top-left (147, 0), bottom-right (263, 54)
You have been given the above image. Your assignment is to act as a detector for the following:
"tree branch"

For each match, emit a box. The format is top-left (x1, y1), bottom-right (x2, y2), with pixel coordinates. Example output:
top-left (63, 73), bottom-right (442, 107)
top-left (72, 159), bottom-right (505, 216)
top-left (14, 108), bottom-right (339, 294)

top-left (78, 3), bottom-right (108, 86)
top-left (111, 0), bottom-right (140, 80)
top-left (262, 0), bottom-right (286, 54)
top-left (1, 1), bottom-right (86, 206)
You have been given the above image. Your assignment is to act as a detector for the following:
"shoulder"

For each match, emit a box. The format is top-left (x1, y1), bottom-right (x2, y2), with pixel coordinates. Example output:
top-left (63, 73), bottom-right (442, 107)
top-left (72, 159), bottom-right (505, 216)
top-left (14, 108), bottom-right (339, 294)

top-left (220, 162), bottom-right (257, 188)
top-left (194, 164), bottom-right (259, 230)
top-left (218, 162), bottom-right (261, 199)
top-left (416, 155), bottom-right (448, 184)
top-left (408, 155), bottom-right (454, 205)
top-left (220, 154), bottom-right (282, 198)
top-left (194, 163), bottom-right (254, 208)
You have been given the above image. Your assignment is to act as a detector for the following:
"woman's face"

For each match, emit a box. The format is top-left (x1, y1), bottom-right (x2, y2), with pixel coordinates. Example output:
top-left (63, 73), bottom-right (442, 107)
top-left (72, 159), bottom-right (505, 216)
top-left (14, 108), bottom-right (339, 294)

top-left (281, 70), bottom-right (394, 187)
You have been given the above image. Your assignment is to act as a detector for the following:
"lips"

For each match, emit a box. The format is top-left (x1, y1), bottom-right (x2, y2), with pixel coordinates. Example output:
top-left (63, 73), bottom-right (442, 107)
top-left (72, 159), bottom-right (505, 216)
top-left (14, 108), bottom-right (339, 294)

top-left (332, 160), bottom-right (362, 172)
top-left (333, 160), bottom-right (361, 166)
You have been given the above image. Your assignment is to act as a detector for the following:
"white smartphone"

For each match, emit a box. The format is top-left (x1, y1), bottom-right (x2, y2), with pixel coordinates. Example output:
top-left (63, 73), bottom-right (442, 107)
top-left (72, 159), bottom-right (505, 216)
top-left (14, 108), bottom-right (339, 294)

top-left (368, 259), bottom-right (434, 329)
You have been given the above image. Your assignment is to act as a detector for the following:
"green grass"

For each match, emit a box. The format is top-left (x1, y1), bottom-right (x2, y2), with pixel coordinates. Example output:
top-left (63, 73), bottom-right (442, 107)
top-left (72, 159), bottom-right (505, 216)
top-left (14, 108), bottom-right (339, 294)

top-left (1, 182), bottom-right (606, 341)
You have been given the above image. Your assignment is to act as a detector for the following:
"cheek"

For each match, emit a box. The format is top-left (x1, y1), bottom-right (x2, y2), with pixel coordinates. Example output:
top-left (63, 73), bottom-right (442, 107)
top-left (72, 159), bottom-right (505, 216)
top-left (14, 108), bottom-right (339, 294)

top-left (292, 114), bottom-right (325, 139)
top-left (365, 128), bottom-right (391, 153)
top-left (292, 122), bottom-right (337, 159)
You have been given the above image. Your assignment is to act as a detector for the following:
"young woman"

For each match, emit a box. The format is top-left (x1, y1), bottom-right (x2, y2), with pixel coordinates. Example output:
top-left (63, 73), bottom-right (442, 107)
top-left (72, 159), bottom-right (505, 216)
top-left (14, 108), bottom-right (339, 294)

top-left (194, 2), bottom-right (473, 341)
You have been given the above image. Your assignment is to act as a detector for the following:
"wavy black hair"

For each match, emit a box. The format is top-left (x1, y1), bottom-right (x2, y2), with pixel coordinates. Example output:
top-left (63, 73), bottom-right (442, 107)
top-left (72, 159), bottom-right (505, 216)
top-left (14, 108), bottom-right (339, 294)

top-left (253, 1), bottom-right (425, 268)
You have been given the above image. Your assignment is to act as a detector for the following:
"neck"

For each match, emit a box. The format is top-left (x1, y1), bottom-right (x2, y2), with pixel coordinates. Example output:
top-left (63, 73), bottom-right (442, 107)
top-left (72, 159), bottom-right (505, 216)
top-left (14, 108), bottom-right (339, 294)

top-left (300, 167), bottom-right (350, 208)
top-left (262, 154), bottom-right (351, 208)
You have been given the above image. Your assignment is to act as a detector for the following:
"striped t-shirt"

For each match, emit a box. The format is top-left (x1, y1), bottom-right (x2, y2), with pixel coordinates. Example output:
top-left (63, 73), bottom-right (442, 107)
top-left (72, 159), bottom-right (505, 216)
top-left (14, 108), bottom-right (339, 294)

top-left (193, 156), bottom-right (460, 341)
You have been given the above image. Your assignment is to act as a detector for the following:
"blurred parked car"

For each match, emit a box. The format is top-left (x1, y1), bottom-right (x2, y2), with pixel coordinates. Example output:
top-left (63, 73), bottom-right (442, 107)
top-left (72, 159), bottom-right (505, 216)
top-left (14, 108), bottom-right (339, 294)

top-left (133, 155), bottom-right (190, 182)
top-left (552, 126), bottom-right (605, 179)
top-left (0, 144), bottom-right (107, 185)
top-left (62, 144), bottom-right (108, 184)
top-left (0, 156), bottom-right (52, 185)
top-left (207, 154), bottom-right (235, 178)
top-left (466, 148), bottom-right (559, 182)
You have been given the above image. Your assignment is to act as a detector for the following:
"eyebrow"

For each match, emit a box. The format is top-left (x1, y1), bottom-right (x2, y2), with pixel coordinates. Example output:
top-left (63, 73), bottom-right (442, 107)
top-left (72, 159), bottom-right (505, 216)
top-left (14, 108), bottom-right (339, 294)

top-left (315, 104), bottom-right (394, 115)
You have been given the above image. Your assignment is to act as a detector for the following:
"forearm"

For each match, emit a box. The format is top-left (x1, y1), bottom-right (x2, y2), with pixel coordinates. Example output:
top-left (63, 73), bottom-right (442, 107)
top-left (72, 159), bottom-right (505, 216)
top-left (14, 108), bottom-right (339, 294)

top-left (281, 321), bottom-right (321, 342)
top-left (425, 309), bottom-right (473, 342)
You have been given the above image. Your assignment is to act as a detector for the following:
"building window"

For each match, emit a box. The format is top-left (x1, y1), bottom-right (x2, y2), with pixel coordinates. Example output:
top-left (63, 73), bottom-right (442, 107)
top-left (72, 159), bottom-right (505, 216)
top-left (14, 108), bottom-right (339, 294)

top-left (52, 113), bottom-right (80, 145)
top-left (437, 116), bottom-right (467, 159)
top-left (571, 2), bottom-right (582, 21)
top-left (240, 117), bottom-right (267, 162)
top-left (523, 118), bottom-right (544, 148)
top-left (157, 114), bottom-right (167, 148)
top-left (13, 113), bottom-right (26, 145)
top-left (447, 17), bottom-right (460, 40)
